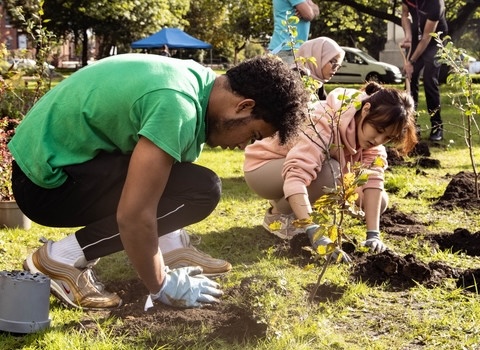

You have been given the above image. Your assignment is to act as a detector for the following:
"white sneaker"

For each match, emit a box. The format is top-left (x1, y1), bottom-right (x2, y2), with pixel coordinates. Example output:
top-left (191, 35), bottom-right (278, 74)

top-left (262, 208), bottom-right (304, 240)
top-left (161, 229), bottom-right (232, 276)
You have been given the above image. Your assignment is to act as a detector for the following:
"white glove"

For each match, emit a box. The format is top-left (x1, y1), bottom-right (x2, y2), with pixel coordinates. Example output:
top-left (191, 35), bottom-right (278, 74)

top-left (150, 266), bottom-right (223, 308)
top-left (306, 225), bottom-right (352, 264)
top-left (362, 230), bottom-right (388, 253)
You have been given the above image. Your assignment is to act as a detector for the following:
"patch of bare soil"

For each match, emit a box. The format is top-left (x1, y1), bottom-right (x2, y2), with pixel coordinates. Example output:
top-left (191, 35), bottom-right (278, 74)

top-left (387, 142), bottom-right (439, 169)
top-left (78, 156), bottom-right (480, 346)
top-left (430, 228), bottom-right (480, 256)
top-left (380, 206), bottom-right (429, 237)
top-left (100, 278), bottom-right (267, 347)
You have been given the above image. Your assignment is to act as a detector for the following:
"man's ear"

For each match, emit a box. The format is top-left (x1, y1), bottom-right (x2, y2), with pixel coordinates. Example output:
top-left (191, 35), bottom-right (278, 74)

top-left (236, 99), bottom-right (255, 113)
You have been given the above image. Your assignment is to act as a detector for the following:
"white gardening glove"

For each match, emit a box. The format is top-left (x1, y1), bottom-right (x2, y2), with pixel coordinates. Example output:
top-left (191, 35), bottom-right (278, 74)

top-left (362, 230), bottom-right (388, 253)
top-left (305, 225), bottom-right (352, 264)
top-left (150, 266), bottom-right (223, 308)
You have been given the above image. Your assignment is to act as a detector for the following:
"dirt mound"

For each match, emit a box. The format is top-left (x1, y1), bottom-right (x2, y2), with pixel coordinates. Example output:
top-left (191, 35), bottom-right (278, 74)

top-left (350, 250), bottom-right (460, 289)
top-left (457, 268), bottom-right (480, 293)
top-left (434, 171), bottom-right (480, 210)
top-left (430, 228), bottom-right (480, 256)
top-left (380, 206), bottom-right (428, 237)
top-left (387, 142), bottom-right (437, 168)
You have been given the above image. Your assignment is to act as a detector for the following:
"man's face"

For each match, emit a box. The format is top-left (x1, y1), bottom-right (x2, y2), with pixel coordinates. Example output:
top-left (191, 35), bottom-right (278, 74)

top-left (206, 116), bottom-right (276, 150)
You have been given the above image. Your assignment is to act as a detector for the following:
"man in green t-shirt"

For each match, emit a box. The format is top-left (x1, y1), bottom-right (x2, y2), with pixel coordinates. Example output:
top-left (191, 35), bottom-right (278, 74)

top-left (9, 54), bottom-right (308, 310)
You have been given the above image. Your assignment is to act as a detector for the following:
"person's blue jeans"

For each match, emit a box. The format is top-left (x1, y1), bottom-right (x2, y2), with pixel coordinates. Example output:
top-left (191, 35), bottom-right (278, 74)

top-left (12, 153), bottom-right (221, 260)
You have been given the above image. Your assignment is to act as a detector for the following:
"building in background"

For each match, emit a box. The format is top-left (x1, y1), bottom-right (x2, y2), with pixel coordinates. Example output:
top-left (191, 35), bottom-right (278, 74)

top-left (0, 3), bottom-right (21, 51)
top-left (1, 4), bottom-right (88, 68)
top-left (380, 21), bottom-right (406, 70)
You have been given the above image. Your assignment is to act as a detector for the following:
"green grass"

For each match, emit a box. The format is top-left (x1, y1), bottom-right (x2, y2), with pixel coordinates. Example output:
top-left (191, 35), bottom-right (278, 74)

top-left (1, 83), bottom-right (480, 349)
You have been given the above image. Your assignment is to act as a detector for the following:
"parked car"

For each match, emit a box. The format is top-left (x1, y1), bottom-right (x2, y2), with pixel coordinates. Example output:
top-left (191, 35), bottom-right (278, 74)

top-left (328, 47), bottom-right (403, 84)
top-left (14, 58), bottom-right (55, 74)
top-left (3, 58), bottom-right (55, 76)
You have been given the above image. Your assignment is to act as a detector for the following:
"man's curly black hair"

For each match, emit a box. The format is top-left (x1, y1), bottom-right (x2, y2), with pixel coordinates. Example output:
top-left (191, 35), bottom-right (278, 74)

top-left (225, 55), bottom-right (309, 145)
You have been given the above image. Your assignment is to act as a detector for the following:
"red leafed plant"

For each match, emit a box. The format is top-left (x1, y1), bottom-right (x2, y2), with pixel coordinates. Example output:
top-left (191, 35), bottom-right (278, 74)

top-left (0, 116), bottom-right (20, 201)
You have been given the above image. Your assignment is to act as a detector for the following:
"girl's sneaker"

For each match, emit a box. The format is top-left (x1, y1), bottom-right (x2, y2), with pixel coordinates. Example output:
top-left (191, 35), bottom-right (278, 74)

top-left (262, 208), bottom-right (304, 240)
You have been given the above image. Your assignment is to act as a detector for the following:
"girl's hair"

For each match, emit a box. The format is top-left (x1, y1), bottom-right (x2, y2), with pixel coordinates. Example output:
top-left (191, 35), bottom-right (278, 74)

top-left (358, 82), bottom-right (417, 154)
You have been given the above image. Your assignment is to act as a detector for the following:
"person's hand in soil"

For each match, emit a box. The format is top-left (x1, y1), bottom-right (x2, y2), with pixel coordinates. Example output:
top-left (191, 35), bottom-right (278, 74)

top-left (306, 225), bottom-right (352, 264)
top-left (151, 266), bottom-right (223, 308)
top-left (362, 230), bottom-right (388, 253)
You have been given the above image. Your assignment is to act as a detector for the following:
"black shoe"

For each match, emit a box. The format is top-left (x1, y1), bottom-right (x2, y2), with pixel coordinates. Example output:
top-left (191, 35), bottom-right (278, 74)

top-left (429, 127), bottom-right (443, 141)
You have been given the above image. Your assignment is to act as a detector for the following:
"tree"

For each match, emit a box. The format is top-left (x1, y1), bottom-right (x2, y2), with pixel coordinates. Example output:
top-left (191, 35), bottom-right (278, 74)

top-left (184, 0), bottom-right (231, 62)
top-left (5, 0), bottom-right (480, 65)
top-left (87, 0), bottom-right (190, 59)
top-left (4, 0), bottom-right (189, 65)
top-left (184, 0), bottom-right (272, 65)
top-left (325, 0), bottom-right (480, 47)
top-left (226, 0), bottom-right (272, 64)
top-left (310, 1), bottom-right (388, 57)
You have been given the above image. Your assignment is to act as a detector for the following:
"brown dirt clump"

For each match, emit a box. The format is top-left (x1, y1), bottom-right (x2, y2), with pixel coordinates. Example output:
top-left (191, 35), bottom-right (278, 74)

top-left (430, 228), bottom-right (480, 256)
top-left (434, 171), bottom-right (480, 210)
top-left (350, 250), bottom-right (460, 290)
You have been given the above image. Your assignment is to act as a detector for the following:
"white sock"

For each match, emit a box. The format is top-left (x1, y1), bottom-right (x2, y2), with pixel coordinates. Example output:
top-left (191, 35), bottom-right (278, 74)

top-left (158, 229), bottom-right (184, 253)
top-left (50, 234), bottom-right (88, 268)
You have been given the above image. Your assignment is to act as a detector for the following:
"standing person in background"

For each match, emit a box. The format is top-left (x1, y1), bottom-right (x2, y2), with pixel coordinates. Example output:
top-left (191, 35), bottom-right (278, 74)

top-left (401, 0), bottom-right (448, 141)
top-left (158, 45), bottom-right (171, 57)
top-left (269, 0), bottom-right (320, 64)
top-left (295, 36), bottom-right (345, 100)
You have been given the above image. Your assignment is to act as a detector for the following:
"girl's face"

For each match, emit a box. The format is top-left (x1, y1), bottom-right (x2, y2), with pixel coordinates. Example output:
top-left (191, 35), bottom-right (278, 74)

top-left (356, 103), bottom-right (396, 149)
top-left (322, 54), bottom-right (342, 81)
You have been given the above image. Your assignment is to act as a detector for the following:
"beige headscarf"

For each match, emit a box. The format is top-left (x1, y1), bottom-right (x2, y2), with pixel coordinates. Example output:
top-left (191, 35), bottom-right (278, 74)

top-left (296, 37), bottom-right (345, 83)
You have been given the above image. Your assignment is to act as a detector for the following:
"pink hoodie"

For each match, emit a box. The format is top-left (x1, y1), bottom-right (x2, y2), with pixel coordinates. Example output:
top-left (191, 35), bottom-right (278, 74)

top-left (243, 88), bottom-right (388, 199)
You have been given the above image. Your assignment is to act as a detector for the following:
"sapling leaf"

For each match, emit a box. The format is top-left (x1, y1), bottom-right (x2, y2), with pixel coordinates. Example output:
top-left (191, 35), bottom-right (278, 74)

top-left (292, 218), bottom-right (313, 228)
top-left (316, 242), bottom-right (335, 256)
top-left (343, 172), bottom-right (355, 188)
top-left (327, 225), bottom-right (338, 242)
top-left (372, 156), bottom-right (386, 168)
top-left (354, 172), bottom-right (370, 186)
top-left (268, 221), bottom-right (282, 232)
top-left (287, 16), bottom-right (300, 25)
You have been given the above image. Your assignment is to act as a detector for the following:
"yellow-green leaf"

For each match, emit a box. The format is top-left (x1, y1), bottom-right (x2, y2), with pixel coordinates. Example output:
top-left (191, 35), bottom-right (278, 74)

top-left (268, 221), bottom-right (282, 231)
top-left (373, 156), bottom-right (386, 167)
top-left (327, 225), bottom-right (338, 242)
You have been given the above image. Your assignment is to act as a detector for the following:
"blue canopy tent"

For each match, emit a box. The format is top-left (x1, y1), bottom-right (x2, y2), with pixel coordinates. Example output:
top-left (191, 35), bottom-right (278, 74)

top-left (131, 28), bottom-right (212, 50)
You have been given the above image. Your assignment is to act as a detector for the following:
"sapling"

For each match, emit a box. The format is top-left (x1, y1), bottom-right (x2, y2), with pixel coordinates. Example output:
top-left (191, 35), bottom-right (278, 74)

top-left (267, 15), bottom-right (383, 302)
top-left (435, 35), bottom-right (480, 198)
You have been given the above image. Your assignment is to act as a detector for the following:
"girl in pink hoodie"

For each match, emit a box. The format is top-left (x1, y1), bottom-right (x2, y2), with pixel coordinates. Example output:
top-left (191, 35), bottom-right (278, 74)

top-left (243, 82), bottom-right (417, 261)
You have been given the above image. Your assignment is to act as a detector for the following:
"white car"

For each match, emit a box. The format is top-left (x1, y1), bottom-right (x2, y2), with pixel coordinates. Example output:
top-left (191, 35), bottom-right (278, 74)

top-left (329, 47), bottom-right (403, 84)
top-left (7, 58), bottom-right (55, 75)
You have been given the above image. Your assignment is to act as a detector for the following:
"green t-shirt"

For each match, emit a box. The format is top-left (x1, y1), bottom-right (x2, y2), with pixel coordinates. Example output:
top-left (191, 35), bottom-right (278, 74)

top-left (8, 53), bottom-right (216, 188)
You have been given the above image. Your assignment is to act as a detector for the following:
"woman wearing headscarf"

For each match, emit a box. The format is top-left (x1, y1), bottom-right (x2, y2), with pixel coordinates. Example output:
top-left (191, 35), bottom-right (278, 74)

top-left (295, 36), bottom-right (345, 99)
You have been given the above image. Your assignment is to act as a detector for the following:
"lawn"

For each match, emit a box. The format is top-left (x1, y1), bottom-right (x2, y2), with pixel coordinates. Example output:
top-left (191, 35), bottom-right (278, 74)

top-left (1, 82), bottom-right (480, 349)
